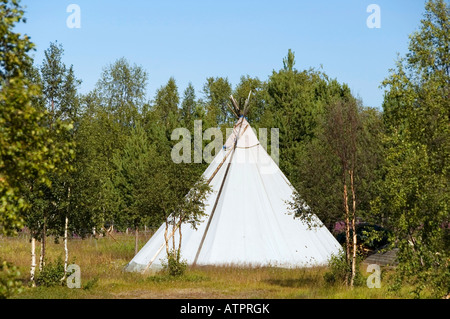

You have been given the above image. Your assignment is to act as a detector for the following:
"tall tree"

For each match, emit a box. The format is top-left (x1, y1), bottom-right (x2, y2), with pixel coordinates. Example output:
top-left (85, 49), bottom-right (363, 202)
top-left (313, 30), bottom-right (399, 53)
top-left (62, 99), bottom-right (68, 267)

top-left (151, 159), bottom-right (211, 275)
top-left (112, 121), bottom-right (160, 254)
top-left (202, 77), bottom-right (232, 127)
top-left (0, 0), bottom-right (44, 236)
top-left (0, 1), bottom-right (71, 288)
top-left (96, 57), bottom-right (147, 126)
top-left (75, 58), bottom-right (149, 233)
top-left (290, 96), bottom-right (367, 288)
top-left (323, 98), bottom-right (361, 287)
top-left (153, 77), bottom-right (180, 134)
top-left (27, 42), bottom-right (79, 274)
top-left (262, 49), bottom-right (338, 188)
top-left (180, 82), bottom-right (197, 129)
top-left (379, 0), bottom-right (449, 298)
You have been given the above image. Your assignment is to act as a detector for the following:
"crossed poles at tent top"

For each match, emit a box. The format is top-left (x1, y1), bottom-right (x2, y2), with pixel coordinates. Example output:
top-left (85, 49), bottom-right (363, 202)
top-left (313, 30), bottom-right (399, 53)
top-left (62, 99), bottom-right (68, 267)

top-left (228, 90), bottom-right (252, 119)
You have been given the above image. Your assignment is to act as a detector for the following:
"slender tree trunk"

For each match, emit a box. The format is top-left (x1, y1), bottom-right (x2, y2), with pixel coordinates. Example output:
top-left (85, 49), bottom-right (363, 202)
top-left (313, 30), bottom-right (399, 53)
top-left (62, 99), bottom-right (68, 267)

top-left (177, 223), bottom-right (182, 263)
top-left (164, 217), bottom-right (170, 257)
top-left (349, 169), bottom-right (357, 288)
top-left (30, 236), bottom-right (36, 287)
top-left (40, 216), bottom-right (46, 271)
top-left (62, 186), bottom-right (71, 280)
top-left (61, 215), bottom-right (69, 282)
top-left (39, 240), bottom-right (43, 272)
top-left (172, 217), bottom-right (176, 258)
top-left (342, 168), bottom-right (351, 286)
top-left (409, 233), bottom-right (425, 267)
top-left (135, 226), bottom-right (139, 256)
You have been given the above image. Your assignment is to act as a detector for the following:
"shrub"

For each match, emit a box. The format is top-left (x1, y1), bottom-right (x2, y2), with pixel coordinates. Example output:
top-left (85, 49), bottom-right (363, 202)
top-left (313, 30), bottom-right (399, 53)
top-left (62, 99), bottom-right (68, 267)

top-left (324, 251), bottom-right (350, 285)
top-left (162, 250), bottom-right (187, 277)
top-left (36, 257), bottom-right (65, 287)
top-left (324, 250), bottom-right (365, 287)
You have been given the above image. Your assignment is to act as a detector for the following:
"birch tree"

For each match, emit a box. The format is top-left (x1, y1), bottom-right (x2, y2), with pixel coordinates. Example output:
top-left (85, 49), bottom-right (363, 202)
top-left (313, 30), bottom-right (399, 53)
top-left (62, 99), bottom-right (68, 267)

top-left (153, 160), bottom-right (211, 275)
top-left (37, 42), bottom-right (78, 274)
top-left (0, 0), bottom-right (70, 289)
top-left (323, 98), bottom-right (361, 287)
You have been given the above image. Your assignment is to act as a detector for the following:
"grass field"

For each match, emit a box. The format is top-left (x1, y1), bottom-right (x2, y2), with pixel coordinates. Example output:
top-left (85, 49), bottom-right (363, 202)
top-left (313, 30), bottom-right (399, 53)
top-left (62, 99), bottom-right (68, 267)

top-left (0, 232), bottom-right (421, 299)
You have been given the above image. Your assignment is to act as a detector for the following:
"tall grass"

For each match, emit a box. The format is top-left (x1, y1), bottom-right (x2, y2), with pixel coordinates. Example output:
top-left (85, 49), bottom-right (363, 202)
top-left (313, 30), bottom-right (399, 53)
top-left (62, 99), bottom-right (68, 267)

top-left (0, 233), bottom-right (424, 299)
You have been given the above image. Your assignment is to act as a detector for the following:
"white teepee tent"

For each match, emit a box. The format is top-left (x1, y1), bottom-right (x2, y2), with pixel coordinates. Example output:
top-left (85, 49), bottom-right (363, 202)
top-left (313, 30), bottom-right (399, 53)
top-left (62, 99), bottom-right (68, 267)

top-left (125, 97), bottom-right (341, 273)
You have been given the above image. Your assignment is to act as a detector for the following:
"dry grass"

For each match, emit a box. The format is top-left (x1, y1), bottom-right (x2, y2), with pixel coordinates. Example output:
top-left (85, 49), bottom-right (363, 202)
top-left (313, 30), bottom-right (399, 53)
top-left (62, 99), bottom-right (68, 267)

top-left (0, 233), bottom-right (418, 299)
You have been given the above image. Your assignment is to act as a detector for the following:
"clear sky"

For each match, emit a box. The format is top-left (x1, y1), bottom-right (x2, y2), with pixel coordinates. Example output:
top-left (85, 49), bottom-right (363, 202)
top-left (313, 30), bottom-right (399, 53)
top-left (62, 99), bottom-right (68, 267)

top-left (15, 0), bottom-right (428, 109)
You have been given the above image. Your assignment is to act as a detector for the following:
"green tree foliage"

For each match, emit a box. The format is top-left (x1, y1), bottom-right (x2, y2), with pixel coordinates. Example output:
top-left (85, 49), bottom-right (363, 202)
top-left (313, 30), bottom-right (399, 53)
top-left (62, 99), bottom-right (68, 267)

top-left (74, 58), bottom-right (150, 233)
top-left (96, 57), bottom-right (147, 126)
top-left (379, 0), bottom-right (449, 298)
top-left (289, 96), bottom-right (384, 287)
top-left (0, 0), bottom-right (66, 236)
top-left (232, 75), bottom-right (265, 122)
top-left (180, 82), bottom-right (203, 129)
top-left (153, 77), bottom-right (180, 134)
top-left (202, 76), bottom-right (232, 127)
top-left (153, 159), bottom-right (211, 274)
top-left (24, 42), bottom-right (77, 271)
top-left (6, 0), bottom-right (448, 297)
top-left (112, 121), bottom-right (160, 253)
top-left (261, 50), bottom-right (351, 188)
top-left (0, 259), bottom-right (22, 298)
top-left (273, 49), bottom-right (385, 287)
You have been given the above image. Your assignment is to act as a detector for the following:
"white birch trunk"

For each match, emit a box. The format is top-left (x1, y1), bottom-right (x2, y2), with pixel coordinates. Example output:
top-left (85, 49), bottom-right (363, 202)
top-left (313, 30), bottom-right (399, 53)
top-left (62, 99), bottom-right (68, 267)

top-left (62, 215), bottom-right (69, 281)
top-left (39, 239), bottom-right (44, 272)
top-left (60, 186), bottom-right (71, 282)
top-left (164, 218), bottom-right (170, 256)
top-left (30, 237), bottom-right (36, 287)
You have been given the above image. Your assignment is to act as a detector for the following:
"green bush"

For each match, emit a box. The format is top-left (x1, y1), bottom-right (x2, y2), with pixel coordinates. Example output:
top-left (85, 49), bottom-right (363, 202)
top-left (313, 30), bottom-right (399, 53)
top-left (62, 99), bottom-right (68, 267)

top-left (162, 251), bottom-right (187, 277)
top-left (324, 250), bottom-right (365, 287)
top-left (324, 251), bottom-right (351, 285)
top-left (36, 257), bottom-right (65, 287)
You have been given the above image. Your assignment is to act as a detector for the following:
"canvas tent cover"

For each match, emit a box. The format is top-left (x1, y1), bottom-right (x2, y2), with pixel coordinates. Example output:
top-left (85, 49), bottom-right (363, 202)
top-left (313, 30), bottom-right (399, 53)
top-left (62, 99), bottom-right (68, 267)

top-left (125, 117), bottom-right (341, 272)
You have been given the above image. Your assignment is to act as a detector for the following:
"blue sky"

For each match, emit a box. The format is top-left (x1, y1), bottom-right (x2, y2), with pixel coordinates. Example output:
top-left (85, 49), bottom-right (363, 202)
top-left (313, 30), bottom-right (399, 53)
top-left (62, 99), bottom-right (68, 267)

top-left (15, 0), bottom-right (427, 109)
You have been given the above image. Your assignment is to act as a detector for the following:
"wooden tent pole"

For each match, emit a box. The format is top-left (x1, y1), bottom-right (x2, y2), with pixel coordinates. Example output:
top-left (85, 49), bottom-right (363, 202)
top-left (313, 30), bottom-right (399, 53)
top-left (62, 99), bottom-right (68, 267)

top-left (229, 95), bottom-right (240, 115)
top-left (227, 103), bottom-right (239, 119)
top-left (243, 90), bottom-right (252, 117)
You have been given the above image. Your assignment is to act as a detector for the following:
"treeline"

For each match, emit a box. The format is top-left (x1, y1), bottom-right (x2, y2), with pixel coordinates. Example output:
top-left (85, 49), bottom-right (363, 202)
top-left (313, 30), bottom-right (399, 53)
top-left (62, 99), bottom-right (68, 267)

top-left (0, 0), bottom-right (448, 297)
